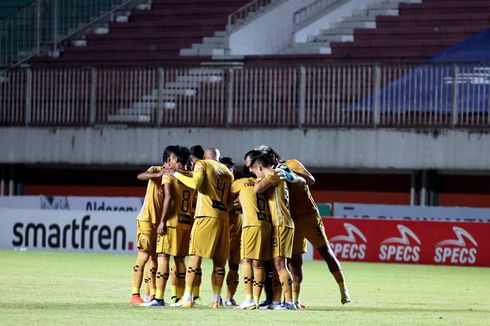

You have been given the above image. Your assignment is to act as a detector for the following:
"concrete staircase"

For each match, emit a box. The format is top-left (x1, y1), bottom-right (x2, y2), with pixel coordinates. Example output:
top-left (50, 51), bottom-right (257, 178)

top-left (107, 67), bottom-right (224, 123)
top-left (284, 0), bottom-right (422, 55)
top-left (180, 0), bottom-right (281, 57)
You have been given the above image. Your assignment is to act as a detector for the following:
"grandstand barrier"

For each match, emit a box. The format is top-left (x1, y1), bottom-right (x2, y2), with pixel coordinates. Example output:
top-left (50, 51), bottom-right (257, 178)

top-left (317, 217), bottom-right (490, 267)
top-left (0, 195), bottom-right (142, 211)
top-left (333, 202), bottom-right (490, 222)
top-left (0, 207), bottom-right (137, 253)
top-left (1, 63), bottom-right (489, 128)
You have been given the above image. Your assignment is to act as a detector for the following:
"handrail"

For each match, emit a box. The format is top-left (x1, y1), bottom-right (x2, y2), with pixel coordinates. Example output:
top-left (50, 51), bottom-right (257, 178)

top-left (1, 63), bottom-right (489, 128)
top-left (292, 0), bottom-right (345, 31)
top-left (226, 0), bottom-right (282, 33)
top-left (0, 0), bottom-right (147, 70)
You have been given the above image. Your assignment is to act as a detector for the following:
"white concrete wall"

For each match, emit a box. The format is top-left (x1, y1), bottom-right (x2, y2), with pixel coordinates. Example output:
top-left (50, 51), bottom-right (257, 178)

top-left (293, 0), bottom-right (378, 43)
top-left (228, 0), bottom-right (317, 55)
top-left (2, 127), bottom-right (490, 171)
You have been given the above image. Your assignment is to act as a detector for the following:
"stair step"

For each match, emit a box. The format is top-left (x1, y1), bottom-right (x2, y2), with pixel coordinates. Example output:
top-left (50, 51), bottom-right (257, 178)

top-left (332, 21), bottom-right (376, 29)
top-left (309, 34), bottom-right (353, 42)
top-left (202, 36), bottom-right (225, 44)
top-left (285, 46), bottom-right (331, 55)
top-left (319, 27), bottom-right (354, 35)
top-left (71, 39), bottom-right (87, 47)
top-left (93, 26), bottom-right (109, 34)
top-left (107, 114), bottom-right (152, 123)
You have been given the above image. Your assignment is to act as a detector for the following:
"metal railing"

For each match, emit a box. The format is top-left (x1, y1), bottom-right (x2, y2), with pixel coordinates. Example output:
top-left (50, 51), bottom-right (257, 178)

top-left (292, 0), bottom-right (345, 30)
top-left (1, 63), bottom-right (489, 128)
top-left (226, 0), bottom-right (281, 33)
top-left (0, 0), bottom-right (145, 69)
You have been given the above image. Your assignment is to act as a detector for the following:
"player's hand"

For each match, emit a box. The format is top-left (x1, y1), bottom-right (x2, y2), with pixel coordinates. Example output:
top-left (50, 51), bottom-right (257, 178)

top-left (275, 168), bottom-right (300, 183)
top-left (157, 222), bottom-right (167, 235)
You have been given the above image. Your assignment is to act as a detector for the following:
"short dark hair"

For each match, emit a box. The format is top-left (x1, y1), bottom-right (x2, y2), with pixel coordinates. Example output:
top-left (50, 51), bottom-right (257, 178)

top-left (177, 146), bottom-right (190, 164)
top-left (219, 156), bottom-right (235, 167)
top-left (243, 149), bottom-right (262, 162)
top-left (250, 154), bottom-right (273, 168)
top-left (189, 145), bottom-right (204, 160)
top-left (163, 145), bottom-right (190, 164)
top-left (255, 145), bottom-right (281, 163)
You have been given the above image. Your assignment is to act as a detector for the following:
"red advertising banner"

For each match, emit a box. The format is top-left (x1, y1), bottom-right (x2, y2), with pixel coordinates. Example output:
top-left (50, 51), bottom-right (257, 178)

top-left (315, 217), bottom-right (490, 267)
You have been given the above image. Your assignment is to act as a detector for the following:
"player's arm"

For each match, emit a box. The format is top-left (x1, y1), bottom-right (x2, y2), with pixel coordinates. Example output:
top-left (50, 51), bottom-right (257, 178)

top-left (254, 177), bottom-right (274, 194)
top-left (173, 170), bottom-right (205, 190)
top-left (157, 181), bottom-right (173, 235)
top-left (137, 166), bottom-right (163, 181)
top-left (292, 170), bottom-right (315, 186)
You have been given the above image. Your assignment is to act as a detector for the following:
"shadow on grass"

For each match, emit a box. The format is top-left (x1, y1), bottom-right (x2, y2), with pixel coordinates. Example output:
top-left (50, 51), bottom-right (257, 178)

top-left (2, 302), bottom-right (489, 315)
top-left (305, 306), bottom-right (490, 314)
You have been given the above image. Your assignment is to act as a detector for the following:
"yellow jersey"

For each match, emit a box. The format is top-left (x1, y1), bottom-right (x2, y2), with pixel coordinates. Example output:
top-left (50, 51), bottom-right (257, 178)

top-left (193, 159), bottom-right (234, 219)
top-left (231, 177), bottom-right (271, 227)
top-left (161, 174), bottom-right (196, 230)
top-left (264, 170), bottom-right (294, 228)
top-left (137, 166), bottom-right (164, 224)
top-left (283, 159), bottom-right (319, 219)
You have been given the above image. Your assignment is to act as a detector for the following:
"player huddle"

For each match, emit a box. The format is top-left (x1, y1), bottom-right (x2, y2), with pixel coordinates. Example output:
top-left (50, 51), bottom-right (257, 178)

top-left (130, 145), bottom-right (351, 310)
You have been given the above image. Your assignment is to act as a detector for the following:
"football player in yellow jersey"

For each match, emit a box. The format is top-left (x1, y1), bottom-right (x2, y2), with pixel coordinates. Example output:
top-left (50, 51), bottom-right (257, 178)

top-left (259, 146), bottom-right (351, 307)
top-left (172, 147), bottom-right (234, 308)
top-left (231, 171), bottom-right (272, 310)
top-left (250, 154), bottom-right (305, 310)
top-left (129, 162), bottom-right (165, 305)
top-left (220, 156), bottom-right (241, 307)
top-left (141, 145), bottom-right (195, 307)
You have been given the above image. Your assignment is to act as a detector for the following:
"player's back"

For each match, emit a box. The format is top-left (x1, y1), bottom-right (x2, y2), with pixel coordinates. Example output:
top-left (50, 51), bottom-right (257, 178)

top-left (137, 166), bottom-right (164, 224)
top-left (162, 174), bottom-right (195, 229)
top-left (194, 159), bottom-right (234, 219)
top-left (264, 170), bottom-right (294, 229)
top-left (232, 177), bottom-right (271, 227)
top-left (284, 159), bottom-right (319, 219)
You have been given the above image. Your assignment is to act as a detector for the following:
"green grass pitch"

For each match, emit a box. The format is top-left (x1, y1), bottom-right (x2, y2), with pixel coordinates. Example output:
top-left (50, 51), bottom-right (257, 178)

top-left (0, 250), bottom-right (489, 325)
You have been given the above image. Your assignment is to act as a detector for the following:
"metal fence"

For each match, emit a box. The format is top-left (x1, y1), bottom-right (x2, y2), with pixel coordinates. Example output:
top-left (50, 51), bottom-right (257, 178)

top-left (0, 0), bottom-right (144, 69)
top-left (1, 63), bottom-right (489, 128)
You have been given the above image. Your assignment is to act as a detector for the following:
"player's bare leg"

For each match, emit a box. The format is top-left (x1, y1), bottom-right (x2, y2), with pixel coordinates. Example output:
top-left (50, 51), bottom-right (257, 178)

top-left (317, 245), bottom-right (351, 304)
top-left (238, 259), bottom-right (255, 309)
top-left (289, 253), bottom-right (305, 309)
top-left (210, 259), bottom-right (226, 308)
top-left (225, 262), bottom-right (239, 306)
top-left (130, 250), bottom-right (150, 304)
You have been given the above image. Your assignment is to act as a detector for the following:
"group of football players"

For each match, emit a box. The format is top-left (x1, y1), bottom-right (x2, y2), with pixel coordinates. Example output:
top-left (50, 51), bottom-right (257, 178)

top-left (129, 144), bottom-right (350, 310)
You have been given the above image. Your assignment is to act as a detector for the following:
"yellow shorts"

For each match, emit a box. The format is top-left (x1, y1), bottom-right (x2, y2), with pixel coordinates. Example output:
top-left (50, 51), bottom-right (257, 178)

top-left (156, 227), bottom-right (191, 257)
top-left (189, 216), bottom-right (229, 261)
top-left (292, 214), bottom-right (329, 255)
top-left (229, 213), bottom-right (243, 265)
top-left (136, 220), bottom-right (157, 252)
top-left (241, 224), bottom-right (272, 261)
top-left (272, 226), bottom-right (294, 259)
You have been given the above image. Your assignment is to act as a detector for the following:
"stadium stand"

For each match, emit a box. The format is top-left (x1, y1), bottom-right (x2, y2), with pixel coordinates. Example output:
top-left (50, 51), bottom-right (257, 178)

top-left (0, 0), bottom-right (31, 19)
top-left (244, 0), bottom-right (490, 64)
top-left (32, 0), bottom-right (252, 67)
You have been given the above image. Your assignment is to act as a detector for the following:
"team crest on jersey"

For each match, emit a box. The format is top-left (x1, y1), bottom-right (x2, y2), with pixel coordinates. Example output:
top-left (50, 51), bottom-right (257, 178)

top-left (434, 226), bottom-right (478, 265)
top-left (379, 225), bottom-right (421, 262)
top-left (329, 223), bottom-right (367, 260)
